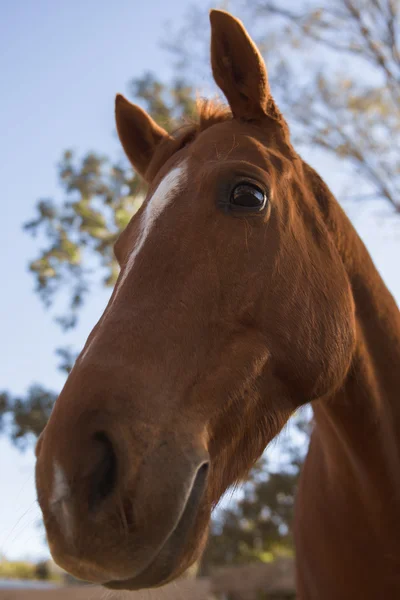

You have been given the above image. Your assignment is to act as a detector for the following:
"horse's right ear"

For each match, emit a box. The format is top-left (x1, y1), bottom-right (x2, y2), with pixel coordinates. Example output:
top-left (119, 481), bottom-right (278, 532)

top-left (210, 10), bottom-right (286, 128)
top-left (115, 94), bottom-right (170, 181)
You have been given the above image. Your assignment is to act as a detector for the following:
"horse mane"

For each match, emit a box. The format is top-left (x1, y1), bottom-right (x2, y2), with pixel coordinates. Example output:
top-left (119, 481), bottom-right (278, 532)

top-left (195, 98), bottom-right (232, 130)
top-left (171, 98), bottom-right (232, 142)
top-left (146, 99), bottom-right (232, 181)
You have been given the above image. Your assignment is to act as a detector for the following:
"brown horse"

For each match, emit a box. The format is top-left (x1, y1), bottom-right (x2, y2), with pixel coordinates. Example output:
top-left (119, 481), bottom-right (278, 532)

top-left (35, 9), bottom-right (400, 599)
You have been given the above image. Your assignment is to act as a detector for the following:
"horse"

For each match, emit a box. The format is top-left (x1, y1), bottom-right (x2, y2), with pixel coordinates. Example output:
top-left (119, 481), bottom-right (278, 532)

top-left (35, 9), bottom-right (400, 599)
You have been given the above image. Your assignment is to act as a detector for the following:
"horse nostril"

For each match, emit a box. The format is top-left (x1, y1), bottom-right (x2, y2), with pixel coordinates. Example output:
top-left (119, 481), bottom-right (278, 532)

top-left (88, 432), bottom-right (117, 511)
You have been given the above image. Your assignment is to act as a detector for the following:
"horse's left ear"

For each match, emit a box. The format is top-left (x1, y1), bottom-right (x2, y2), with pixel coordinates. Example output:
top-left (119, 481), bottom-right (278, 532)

top-left (115, 94), bottom-right (171, 181)
top-left (210, 10), bottom-right (280, 122)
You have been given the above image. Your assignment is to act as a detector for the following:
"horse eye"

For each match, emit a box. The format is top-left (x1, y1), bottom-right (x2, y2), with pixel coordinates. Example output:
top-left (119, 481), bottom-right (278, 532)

top-left (230, 183), bottom-right (267, 211)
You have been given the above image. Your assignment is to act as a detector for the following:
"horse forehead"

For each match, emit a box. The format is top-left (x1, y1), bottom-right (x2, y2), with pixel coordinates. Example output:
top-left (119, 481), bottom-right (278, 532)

top-left (189, 122), bottom-right (269, 163)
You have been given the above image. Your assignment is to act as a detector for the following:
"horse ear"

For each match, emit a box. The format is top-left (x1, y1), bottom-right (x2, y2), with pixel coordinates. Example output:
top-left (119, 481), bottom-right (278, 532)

top-left (115, 94), bottom-right (170, 181)
top-left (209, 10), bottom-right (279, 122)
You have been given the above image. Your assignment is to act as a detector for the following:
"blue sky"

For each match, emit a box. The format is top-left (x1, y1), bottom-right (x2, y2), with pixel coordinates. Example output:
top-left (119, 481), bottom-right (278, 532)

top-left (0, 0), bottom-right (399, 561)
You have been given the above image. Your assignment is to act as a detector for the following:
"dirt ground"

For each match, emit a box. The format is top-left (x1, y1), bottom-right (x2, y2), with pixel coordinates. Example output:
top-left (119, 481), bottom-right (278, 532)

top-left (0, 559), bottom-right (295, 600)
top-left (0, 578), bottom-right (212, 600)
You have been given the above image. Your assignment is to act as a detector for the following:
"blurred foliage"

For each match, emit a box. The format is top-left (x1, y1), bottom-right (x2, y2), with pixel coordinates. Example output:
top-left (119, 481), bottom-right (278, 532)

top-left (0, 557), bottom-right (56, 582)
top-left (0, 558), bottom-right (62, 582)
top-left (34, 561), bottom-right (50, 581)
top-left (0, 560), bottom-right (37, 581)
top-left (0, 386), bottom-right (56, 448)
top-left (261, 0), bottom-right (400, 212)
top-left (1, 0), bottom-right (399, 571)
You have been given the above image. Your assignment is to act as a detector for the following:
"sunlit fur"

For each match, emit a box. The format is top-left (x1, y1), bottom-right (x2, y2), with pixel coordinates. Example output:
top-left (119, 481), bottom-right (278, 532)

top-left (35, 9), bottom-right (400, 598)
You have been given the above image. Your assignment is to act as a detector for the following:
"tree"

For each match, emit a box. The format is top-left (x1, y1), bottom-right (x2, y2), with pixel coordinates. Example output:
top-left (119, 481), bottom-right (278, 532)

top-left (262, 0), bottom-right (400, 213)
top-left (201, 459), bottom-right (297, 573)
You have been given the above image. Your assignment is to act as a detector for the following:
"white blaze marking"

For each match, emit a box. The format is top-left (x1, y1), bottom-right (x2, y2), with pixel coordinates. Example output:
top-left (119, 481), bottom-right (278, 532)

top-left (114, 160), bottom-right (187, 302)
top-left (80, 161), bottom-right (187, 362)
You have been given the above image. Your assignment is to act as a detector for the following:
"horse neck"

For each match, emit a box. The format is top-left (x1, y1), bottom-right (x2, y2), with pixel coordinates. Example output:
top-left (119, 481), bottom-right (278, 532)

top-left (313, 193), bottom-right (400, 500)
